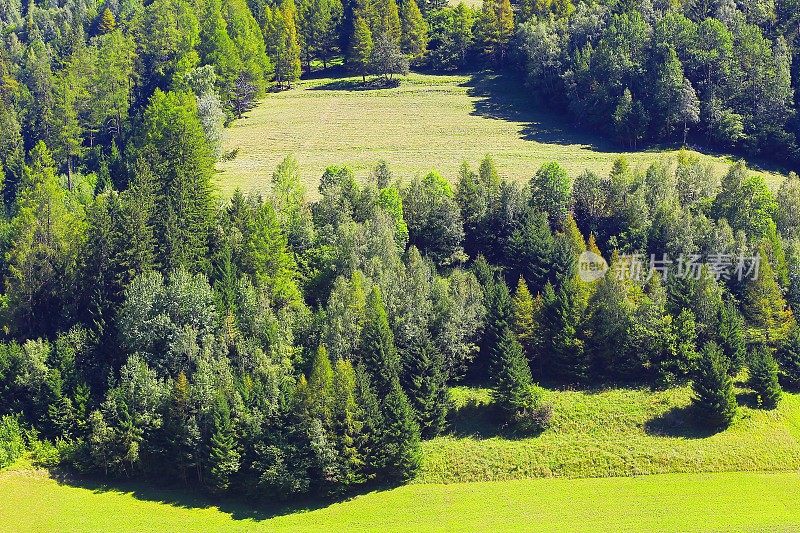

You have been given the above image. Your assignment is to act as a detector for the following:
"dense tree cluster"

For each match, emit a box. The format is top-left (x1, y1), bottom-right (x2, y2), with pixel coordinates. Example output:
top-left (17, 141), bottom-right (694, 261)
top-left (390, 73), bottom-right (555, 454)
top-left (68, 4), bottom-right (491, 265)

top-left (518, 0), bottom-right (800, 167)
top-left (2, 0), bottom-right (800, 499)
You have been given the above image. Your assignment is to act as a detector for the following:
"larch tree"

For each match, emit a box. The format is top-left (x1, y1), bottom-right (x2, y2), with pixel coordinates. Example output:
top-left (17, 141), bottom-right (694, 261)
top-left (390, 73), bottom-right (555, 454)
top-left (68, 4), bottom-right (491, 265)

top-left (399, 0), bottom-right (427, 61)
top-left (476, 0), bottom-right (513, 65)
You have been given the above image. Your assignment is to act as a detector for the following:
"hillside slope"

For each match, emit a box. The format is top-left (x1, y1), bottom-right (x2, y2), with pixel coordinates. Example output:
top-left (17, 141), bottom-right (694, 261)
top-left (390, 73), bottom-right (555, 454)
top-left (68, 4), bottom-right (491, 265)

top-left (216, 73), bottom-right (784, 196)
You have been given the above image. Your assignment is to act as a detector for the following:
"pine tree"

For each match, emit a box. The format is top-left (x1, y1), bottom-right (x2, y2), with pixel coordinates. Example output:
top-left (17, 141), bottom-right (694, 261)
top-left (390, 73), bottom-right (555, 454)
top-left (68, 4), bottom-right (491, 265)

top-left (692, 342), bottom-right (737, 429)
top-left (375, 381), bottom-right (421, 482)
top-left (748, 345), bottom-right (782, 409)
top-left (399, 0), bottom-right (427, 61)
top-left (358, 286), bottom-right (400, 397)
top-left (349, 14), bottom-right (373, 81)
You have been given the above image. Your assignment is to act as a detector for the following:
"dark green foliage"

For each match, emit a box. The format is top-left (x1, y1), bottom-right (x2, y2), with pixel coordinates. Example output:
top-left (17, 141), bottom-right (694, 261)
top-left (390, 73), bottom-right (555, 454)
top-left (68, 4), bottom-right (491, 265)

top-left (538, 279), bottom-right (587, 384)
top-left (717, 299), bottom-right (746, 376)
top-left (488, 320), bottom-right (536, 424)
top-left (207, 394), bottom-right (240, 493)
top-left (748, 345), bottom-right (782, 409)
top-left (776, 327), bottom-right (800, 389)
top-left (404, 339), bottom-right (448, 438)
top-left (374, 382), bottom-right (421, 482)
top-left (692, 342), bottom-right (737, 429)
top-left (359, 287), bottom-right (400, 397)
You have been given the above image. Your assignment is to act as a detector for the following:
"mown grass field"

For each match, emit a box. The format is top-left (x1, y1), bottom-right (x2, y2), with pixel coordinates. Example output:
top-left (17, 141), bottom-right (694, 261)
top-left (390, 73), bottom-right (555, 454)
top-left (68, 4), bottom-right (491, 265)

top-left (3, 384), bottom-right (800, 531)
top-left (2, 466), bottom-right (800, 532)
top-left (419, 385), bottom-right (800, 483)
top-left (216, 72), bottom-right (785, 197)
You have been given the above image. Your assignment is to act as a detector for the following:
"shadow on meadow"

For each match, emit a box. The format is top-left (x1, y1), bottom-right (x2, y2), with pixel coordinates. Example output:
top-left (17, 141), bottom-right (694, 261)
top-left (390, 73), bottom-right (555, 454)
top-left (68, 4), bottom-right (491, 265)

top-left (643, 404), bottom-right (723, 439)
top-left (308, 77), bottom-right (401, 91)
top-left (463, 72), bottom-right (622, 153)
top-left (48, 469), bottom-right (398, 523)
top-left (445, 395), bottom-right (547, 440)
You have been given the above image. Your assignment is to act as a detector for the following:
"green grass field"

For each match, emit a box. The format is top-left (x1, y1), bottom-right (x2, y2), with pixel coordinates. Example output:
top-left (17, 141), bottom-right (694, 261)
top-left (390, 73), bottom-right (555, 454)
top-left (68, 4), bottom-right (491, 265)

top-left (3, 384), bottom-right (800, 530)
top-left (216, 72), bottom-right (785, 197)
top-left (419, 385), bottom-right (800, 483)
top-left (2, 466), bottom-right (799, 531)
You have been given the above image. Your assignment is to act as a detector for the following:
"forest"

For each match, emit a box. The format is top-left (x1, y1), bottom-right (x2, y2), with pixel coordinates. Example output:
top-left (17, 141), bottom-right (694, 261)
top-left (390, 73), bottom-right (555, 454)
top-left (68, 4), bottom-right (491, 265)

top-left (1, 0), bottom-right (800, 505)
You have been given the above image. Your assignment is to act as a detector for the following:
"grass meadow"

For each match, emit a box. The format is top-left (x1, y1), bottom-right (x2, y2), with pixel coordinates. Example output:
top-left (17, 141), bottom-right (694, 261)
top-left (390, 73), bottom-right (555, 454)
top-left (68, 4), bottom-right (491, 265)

top-left (216, 72), bottom-right (785, 198)
top-left (3, 384), bottom-right (800, 531)
top-left (2, 466), bottom-right (799, 531)
top-left (420, 386), bottom-right (800, 483)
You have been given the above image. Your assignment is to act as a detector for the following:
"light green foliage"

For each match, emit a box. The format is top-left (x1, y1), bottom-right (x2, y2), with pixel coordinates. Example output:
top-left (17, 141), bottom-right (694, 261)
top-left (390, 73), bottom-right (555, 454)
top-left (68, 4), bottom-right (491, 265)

top-left (138, 0), bottom-right (200, 89)
top-left (4, 142), bottom-right (86, 336)
top-left (142, 89), bottom-right (216, 272)
top-left (0, 416), bottom-right (24, 469)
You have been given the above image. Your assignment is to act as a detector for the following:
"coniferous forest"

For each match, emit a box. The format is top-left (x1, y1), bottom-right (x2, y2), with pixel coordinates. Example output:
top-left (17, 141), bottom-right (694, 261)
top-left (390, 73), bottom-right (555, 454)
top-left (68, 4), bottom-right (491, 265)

top-left (2, 0), bottom-right (800, 509)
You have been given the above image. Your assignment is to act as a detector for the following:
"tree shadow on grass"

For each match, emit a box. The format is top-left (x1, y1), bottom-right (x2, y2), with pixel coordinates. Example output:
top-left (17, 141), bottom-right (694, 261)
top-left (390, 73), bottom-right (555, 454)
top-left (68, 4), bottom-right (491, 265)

top-left (463, 71), bottom-right (623, 153)
top-left (644, 404), bottom-right (723, 439)
top-left (463, 71), bottom-right (791, 176)
top-left (446, 400), bottom-right (546, 441)
top-left (308, 78), bottom-right (401, 91)
top-left (48, 468), bottom-right (398, 523)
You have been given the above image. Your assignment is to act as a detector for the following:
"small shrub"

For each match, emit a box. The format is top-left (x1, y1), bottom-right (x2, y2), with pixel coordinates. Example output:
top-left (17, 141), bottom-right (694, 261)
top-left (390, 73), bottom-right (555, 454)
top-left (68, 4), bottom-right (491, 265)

top-left (514, 402), bottom-right (554, 434)
top-left (0, 415), bottom-right (25, 469)
top-left (30, 439), bottom-right (64, 468)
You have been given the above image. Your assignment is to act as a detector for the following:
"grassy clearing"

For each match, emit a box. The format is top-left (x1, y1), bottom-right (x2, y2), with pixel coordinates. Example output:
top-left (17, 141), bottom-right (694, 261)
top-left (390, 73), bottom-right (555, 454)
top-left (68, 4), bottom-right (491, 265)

top-left (419, 385), bottom-right (800, 484)
top-left (2, 467), bottom-right (799, 532)
top-left (217, 72), bottom-right (785, 197)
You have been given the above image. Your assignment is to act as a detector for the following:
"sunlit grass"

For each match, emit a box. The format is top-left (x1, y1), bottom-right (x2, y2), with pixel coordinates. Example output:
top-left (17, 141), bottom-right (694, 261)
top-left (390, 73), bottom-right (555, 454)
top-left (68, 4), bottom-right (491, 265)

top-left (217, 72), bottom-right (785, 198)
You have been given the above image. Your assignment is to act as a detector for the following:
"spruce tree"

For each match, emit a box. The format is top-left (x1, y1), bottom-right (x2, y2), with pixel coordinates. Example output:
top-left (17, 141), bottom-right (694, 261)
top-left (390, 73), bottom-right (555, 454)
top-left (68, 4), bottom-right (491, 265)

top-left (358, 286), bottom-right (401, 397)
top-left (207, 394), bottom-right (240, 493)
top-left (488, 322), bottom-right (536, 424)
top-left (538, 278), bottom-right (587, 383)
top-left (308, 345), bottom-right (334, 426)
top-left (404, 338), bottom-right (448, 438)
top-left (748, 345), bottom-right (782, 409)
top-left (331, 358), bottom-right (365, 488)
top-left (717, 298), bottom-right (746, 376)
top-left (375, 381), bottom-right (421, 482)
top-left (692, 342), bottom-right (737, 429)
top-left (353, 363), bottom-right (383, 481)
